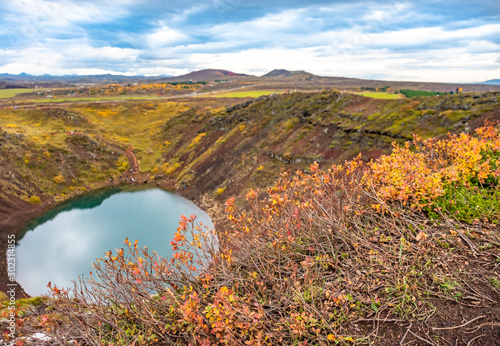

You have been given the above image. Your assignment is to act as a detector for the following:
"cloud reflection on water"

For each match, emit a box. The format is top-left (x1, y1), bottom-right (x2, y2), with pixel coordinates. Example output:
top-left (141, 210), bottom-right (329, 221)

top-left (16, 187), bottom-right (213, 296)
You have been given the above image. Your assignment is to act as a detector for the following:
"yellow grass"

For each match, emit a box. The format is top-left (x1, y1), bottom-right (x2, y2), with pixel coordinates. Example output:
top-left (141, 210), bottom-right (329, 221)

top-left (0, 89), bottom-right (34, 98)
top-left (353, 92), bottom-right (402, 99)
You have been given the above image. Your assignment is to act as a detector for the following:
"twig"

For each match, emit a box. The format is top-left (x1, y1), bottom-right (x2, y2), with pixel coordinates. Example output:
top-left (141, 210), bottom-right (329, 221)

top-left (432, 315), bottom-right (486, 330)
top-left (352, 318), bottom-right (404, 323)
top-left (461, 279), bottom-right (496, 303)
top-left (458, 231), bottom-right (477, 256)
top-left (467, 334), bottom-right (485, 346)
top-left (368, 283), bottom-right (386, 292)
top-left (400, 322), bottom-right (412, 346)
top-left (435, 335), bottom-right (453, 346)
top-left (465, 322), bottom-right (500, 334)
top-left (407, 329), bottom-right (436, 345)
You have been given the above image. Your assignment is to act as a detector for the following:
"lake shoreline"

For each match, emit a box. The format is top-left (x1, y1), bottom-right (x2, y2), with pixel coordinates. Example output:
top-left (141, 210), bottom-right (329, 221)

top-left (0, 174), bottom-right (186, 299)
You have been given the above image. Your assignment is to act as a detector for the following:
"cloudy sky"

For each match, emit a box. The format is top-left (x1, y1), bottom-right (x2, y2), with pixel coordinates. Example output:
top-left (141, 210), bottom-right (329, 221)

top-left (0, 0), bottom-right (499, 82)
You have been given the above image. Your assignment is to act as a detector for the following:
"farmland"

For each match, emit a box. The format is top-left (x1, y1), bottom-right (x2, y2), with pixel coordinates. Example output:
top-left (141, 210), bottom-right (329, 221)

top-left (0, 89), bottom-right (34, 98)
top-left (399, 89), bottom-right (441, 97)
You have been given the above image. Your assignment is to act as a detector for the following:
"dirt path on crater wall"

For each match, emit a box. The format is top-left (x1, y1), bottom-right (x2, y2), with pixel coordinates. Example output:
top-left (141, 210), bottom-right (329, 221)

top-left (102, 139), bottom-right (140, 173)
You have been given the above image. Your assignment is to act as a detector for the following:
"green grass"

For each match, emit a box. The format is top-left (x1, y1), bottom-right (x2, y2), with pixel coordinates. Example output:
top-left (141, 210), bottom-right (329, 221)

top-left (214, 90), bottom-right (284, 98)
top-left (0, 89), bottom-right (34, 98)
top-left (357, 92), bottom-right (402, 99)
top-left (399, 89), bottom-right (440, 98)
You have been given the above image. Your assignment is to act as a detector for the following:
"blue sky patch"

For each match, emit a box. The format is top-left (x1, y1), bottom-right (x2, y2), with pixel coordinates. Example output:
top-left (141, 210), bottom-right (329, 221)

top-left (0, 0), bottom-right (498, 82)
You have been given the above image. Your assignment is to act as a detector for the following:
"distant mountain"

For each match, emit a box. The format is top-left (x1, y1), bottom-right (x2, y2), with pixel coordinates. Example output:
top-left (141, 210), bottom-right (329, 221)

top-left (480, 79), bottom-right (500, 85)
top-left (157, 69), bottom-right (249, 82)
top-left (0, 73), bottom-right (171, 84)
top-left (261, 69), bottom-right (315, 78)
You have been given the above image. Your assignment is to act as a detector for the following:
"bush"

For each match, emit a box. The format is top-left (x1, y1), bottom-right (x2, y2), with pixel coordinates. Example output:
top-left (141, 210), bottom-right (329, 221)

top-left (53, 174), bottom-right (65, 184)
top-left (215, 187), bottom-right (226, 195)
top-left (367, 121), bottom-right (500, 223)
top-left (28, 195), bottom-right (41, 204)
top-left (116, 156), bottom-right (129, 172)
top-left (162, 162), bottom-right (181, 175)
top-left (188, 132), bottom-right (206, 149)
top-left (26, 123), bottom-right (500, 345)
top-left (284, 117), bottom-right (299, 130)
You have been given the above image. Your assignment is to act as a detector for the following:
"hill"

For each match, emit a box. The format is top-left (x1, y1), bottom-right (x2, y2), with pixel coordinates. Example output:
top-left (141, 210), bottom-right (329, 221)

top-left (261, 69), bottom-right (315, 78)
top-left (0, 82), bottom-right (30, 90)
top-left (157, 69), bottom-right (249, 82)
top-left (0, 73), bottom-right (171, 84)
top-left (481, 79), bottom-right (500, 85)
top-left (2, 70), bottom-right (500, 94)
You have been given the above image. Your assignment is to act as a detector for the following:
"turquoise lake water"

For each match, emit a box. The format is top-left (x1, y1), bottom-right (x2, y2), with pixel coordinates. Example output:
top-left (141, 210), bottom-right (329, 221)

top-left (16, 186), bottom-right (213, 296)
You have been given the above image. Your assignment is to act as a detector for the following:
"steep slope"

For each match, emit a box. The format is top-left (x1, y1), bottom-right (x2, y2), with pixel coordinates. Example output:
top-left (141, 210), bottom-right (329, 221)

top-left (1, 91), bottom-right (499, 210)
top-left (158, 91), bottom-right (500, 202)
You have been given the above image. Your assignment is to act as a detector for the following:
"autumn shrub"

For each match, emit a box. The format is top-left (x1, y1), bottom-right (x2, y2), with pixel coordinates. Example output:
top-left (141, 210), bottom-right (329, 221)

top-left (20, 123), bottom-right (500, 345)
top-left (284, 117), bottom-right (299, 130)
top-left (116, 156), bottom-right (129, 172)
top-left (28, 195), bottom-right (41, 204)
top-left (188, 132), bottom-right (207, 150)
top-left (215, 187), bottom-right (226, 195)
top-left (367, 121), bottom-right (500, 223)
top-left (53, 174), bottom-right (65, 184)
top-left (163, 162), bottom-right (182, 175)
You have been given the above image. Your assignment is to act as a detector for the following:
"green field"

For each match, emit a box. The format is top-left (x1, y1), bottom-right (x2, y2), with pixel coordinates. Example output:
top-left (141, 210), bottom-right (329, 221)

top-left (214, 90), bottom-right (284, 98)
top-left (399, 89), bottom-right (440, 98)
top-left (0, 89), bottom-right (34, 99)
top-left (357, 92), bottom-right (402, 99)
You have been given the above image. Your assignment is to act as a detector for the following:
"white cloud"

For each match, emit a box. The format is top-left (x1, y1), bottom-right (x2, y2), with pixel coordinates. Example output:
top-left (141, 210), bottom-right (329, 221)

top-left (7, 0), bottom-right (133, 24)
top-left (169, 4), bottom-right (210, 24)
top-left (362, 3), bottom-right (412, 23)
top-left (0, 1), bottom-right (499, 82)
top-left (207, 6), bottom-right (314, 43)
top-left (361, 24), bottom-right (500, 49)
top-left (144, 25), bottom-right (190, 49)
top-left (0, 38), bottom-right (141, 75)
top-left (180, 43), bottom-right (500, 83)
top-left (0, 0), bottom-right (135, 50)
